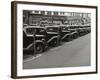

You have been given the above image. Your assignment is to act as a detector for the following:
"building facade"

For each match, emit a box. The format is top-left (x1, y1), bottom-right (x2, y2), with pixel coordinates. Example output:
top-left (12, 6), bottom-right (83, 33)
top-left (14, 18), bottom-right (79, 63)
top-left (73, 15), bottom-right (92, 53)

top-left (23, 10), bottom-right (91, 27)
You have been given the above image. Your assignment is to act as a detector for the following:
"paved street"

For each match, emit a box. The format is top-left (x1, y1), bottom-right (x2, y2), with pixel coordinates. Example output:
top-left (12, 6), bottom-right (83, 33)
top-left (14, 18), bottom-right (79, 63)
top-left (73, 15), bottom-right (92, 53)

top-left (23, 34), bottom-right (91, 69)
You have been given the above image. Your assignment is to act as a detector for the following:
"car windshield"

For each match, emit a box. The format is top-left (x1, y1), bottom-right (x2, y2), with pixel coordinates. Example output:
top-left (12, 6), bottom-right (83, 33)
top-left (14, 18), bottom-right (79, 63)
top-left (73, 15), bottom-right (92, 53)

top-left (25, 28), bottom-right (45, 35)
top-left (26, 28), bottom-right (35, 35)
top-left (35, 28), bottom-right (45, 35)
top-left (69, 26), bottom-right (79, 29)
top-left (46, 27), bottom-right (58, 33)
top-left (61, 27), bottom-right (68, 31)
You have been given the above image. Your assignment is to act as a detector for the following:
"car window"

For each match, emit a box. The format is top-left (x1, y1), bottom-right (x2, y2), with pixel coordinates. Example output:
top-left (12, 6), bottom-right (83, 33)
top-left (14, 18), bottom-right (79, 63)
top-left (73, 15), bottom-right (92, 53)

top-left (36, 29), bottom-right (45, 34)
top-left (26, 28), bottom-right (35, 35)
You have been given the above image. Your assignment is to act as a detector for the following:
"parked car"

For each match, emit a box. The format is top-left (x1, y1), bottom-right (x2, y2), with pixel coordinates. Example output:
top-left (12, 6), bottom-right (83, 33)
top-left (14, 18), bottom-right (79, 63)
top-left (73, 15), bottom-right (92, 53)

top-left (23, 25), bottom-right (61, 54)
top-left (59, 25), bottom-right (72, 41)
top-left (68, 25), bottom-right (79, 39)
top-left (23, 26), bottom-right (46, 54)
top-left (45, 25), bottom-right (61, 47)
top-left (78, 24), bottom-right (91, 36)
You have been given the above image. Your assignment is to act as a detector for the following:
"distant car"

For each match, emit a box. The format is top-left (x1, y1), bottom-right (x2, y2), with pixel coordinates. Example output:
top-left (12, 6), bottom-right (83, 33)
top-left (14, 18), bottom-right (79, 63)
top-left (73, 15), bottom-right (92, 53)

top-left (83, 24), bottom-right (91, 34)
top-left (45, 26), bottom-right (61, 47)
top-left (68, 25), bottom-right (79, 39)
top-left (78, 24), bottom-right (91, 36)
top-left (59, 25), bottom-right (72, 41)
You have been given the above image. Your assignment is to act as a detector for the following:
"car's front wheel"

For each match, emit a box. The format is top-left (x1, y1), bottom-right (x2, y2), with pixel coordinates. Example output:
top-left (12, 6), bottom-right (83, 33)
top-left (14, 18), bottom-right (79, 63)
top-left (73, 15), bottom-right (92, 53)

top-left (65, 35), bottom-right (72, 41)
top-left (72, 33), bottom-right (78, 39)
top-left (53, 39), bottom-right (58, 47)
top-left (35, 43), bottom-right (43, 54)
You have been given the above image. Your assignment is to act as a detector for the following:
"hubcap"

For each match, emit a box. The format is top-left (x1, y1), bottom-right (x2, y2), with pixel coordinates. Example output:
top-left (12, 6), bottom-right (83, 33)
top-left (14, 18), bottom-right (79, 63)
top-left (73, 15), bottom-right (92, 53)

top-left (36, 44), bottom-right (42, 53)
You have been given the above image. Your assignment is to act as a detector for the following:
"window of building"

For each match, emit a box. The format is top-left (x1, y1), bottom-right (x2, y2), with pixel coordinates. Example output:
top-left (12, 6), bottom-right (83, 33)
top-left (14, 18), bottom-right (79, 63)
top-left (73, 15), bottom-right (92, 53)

top-left (59, 12), bottom-right (65, 15)
top-left (34, 11), bottom-right (39, 14)
top-left (47, 11), bottom-right (52, 15)
top-left (54, 12), bottom-right (58, 15)
top-left (41, 11), bottom-right (45, 15)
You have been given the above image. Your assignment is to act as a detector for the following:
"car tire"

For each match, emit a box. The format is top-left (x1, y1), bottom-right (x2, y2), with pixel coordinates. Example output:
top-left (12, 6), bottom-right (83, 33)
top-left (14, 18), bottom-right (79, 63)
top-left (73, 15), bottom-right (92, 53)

top-left (73, 33), bottom-right (78, 39)
top-left (53, 39), bottom-right (58, 47)
top-left (66, 35), bottom-right (72, 41)
top-left (35, 43), bottom-right (43, 54)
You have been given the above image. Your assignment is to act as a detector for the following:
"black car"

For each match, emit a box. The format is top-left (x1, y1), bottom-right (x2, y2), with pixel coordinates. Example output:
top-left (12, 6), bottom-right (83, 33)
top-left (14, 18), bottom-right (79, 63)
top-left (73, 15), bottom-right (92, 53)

top-left (78, 24), bottom-right (91, 36)
top-left (23, 26), bottom-right (46, 54)
top-left (23, 25), bottom-right (61, 54)
top-left (68, 25), bottom-right (79, 39)
top-left (45, 26), bottom-right (61, 47)
top-left (59, 25), bottom-right (72, 41)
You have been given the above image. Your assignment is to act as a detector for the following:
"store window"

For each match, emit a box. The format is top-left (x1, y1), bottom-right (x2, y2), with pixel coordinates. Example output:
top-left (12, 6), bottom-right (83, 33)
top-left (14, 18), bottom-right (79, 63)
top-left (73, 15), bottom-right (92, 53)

top-left (54, 12), bottom-right (58, 15)
top-left (41, 11), bottom-right (45, 15)
top-left (34, 11), bottom-right (39, 14)
top-left (47, 11), bottom-right (52, 15)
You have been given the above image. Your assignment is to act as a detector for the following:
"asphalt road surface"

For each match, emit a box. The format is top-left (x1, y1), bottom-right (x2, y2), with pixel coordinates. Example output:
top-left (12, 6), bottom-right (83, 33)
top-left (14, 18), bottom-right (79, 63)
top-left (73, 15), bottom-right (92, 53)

top-left (23, 34), bottom-right (91, 69)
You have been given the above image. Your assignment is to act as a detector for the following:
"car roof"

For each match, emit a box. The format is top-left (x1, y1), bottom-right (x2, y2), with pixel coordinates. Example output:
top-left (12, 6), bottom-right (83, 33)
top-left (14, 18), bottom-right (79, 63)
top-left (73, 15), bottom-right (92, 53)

top-left (45, 25), bottom-right (59, 28)
top-left (24, 26), bottom-right (45, 29)
top-left (69, 24), bottom-right (90, 26)
top-left (59, 24), bottom-right (67, 26)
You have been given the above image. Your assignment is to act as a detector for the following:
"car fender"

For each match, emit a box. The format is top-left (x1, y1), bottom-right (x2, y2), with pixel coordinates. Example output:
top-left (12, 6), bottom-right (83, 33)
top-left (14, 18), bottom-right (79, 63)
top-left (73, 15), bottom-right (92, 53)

top-left (61, 33), bottom-right (70, 40)
top-left (24, 40), bottom-right (44, 50)
top-left (47, 36), bottom-right (58, 43)
top-left (70, 31), bottom-right (78, 35)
